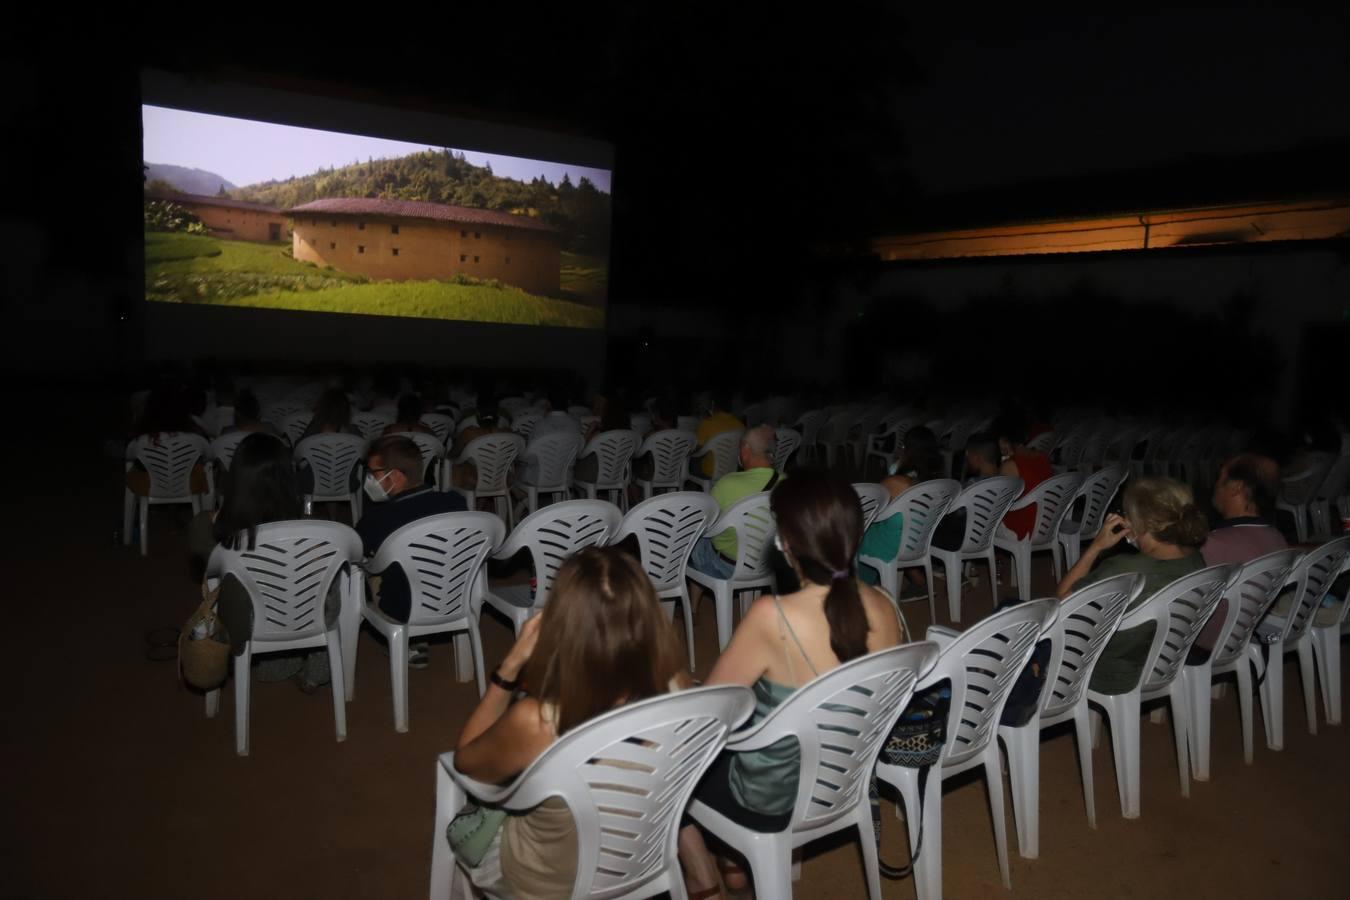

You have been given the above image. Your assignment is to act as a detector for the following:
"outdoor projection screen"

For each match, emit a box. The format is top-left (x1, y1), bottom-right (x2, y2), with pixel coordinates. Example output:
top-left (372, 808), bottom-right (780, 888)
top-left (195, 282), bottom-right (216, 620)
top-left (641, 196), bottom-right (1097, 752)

top-left (141, 73), bottom-right (612, 331)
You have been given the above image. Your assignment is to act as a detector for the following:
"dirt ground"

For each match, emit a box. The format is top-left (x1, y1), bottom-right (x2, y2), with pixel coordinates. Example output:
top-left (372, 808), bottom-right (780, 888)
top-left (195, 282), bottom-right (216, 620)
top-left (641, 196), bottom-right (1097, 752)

top-left (4, 451), bottom-right (1347, 899)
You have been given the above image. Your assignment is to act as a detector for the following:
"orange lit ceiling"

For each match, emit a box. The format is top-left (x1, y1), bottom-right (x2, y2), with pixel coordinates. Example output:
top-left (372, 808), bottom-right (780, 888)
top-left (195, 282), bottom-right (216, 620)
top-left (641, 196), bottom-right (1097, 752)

top-left (871, 198), bottom-right (1350, 261)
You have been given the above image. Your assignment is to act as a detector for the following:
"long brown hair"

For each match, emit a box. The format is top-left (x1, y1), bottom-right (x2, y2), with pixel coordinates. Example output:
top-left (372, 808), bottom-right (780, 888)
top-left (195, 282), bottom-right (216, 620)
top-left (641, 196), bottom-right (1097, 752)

top-left (769, 471), bottom-right (869, 663)
top-left (525, 546), bottom-right (685, 735)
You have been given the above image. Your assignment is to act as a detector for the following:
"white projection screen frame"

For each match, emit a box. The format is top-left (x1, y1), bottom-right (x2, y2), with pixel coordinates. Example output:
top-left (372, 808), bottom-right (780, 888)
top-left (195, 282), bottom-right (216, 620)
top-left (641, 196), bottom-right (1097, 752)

top-left (140, 68), bottom-right (613, 377)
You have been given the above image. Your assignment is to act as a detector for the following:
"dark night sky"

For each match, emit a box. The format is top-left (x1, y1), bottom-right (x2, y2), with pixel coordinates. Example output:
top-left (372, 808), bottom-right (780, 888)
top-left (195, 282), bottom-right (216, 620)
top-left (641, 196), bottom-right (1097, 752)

top-left (894, 8), bottom-right (1350, 195)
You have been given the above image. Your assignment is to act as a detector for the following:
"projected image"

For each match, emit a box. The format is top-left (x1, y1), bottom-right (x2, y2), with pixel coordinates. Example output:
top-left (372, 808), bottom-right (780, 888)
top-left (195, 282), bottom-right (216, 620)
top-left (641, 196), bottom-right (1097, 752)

top-left (142, 106), bottom-right (610, 328)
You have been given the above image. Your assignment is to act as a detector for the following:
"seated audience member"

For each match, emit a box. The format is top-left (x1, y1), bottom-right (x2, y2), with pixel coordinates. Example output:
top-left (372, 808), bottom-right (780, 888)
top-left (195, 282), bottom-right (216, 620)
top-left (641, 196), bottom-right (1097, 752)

top-left (450, 395), bottom-right (513, 492)
top-left (1192, 454), bottom-right (1288, 653)
top-left (301, 387), bottom-right (361, 440)
top-left (454, 547), bottom-right (688, 899)
top-left (995, 413), bottom-right (1054, 540)
top-left (857, 425), bottom-right (942, 587)
top-left (630, 395), bottom-right (681, 484)
top-left (689, 425), bottom-right (780, 578)
top-left (127, 380), bottom-right (210, 498)
top-left (680, 472), bottom-right (903, 896)
top-left (1056, 477), bottom-right (1208, 695)
top-left (381, 393), bottom-right (434, 437)
top-left (222, 389), bottom-right (280, 437)
top-left (695, 391), bottom-right (746, 477)
top-left (357, 435), bottom-right (467, 665)
top-left (573, 391), bottom-right (634, 483)
top-left (188, 433), bottom-right (329, 690)
top-left (929, 431), bottom-right (1002, 552)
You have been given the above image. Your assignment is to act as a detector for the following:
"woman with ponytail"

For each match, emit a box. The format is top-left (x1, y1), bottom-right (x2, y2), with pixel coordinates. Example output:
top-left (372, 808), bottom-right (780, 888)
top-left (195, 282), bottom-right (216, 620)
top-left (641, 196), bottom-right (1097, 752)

top-left (1056, 476), bottom-right (1210, 695)
top-left (680, 471), bottom-right (903, 897)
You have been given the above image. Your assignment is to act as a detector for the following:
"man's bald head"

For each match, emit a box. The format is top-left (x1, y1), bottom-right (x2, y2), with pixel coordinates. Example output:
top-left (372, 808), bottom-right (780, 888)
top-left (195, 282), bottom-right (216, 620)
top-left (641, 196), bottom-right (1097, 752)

top-left (741, 425), bottom-right (777, 469)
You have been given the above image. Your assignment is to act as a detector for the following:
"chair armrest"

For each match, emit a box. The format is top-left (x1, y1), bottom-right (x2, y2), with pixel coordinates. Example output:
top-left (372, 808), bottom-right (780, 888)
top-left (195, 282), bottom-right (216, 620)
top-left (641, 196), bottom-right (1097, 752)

top-left (439, 751), bottom-right (516, 806)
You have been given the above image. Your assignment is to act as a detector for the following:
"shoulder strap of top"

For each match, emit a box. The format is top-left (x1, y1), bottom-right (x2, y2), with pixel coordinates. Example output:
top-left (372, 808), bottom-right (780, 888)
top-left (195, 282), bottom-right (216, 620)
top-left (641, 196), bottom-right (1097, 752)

top-left (771, 594), bottom-right (820, 683)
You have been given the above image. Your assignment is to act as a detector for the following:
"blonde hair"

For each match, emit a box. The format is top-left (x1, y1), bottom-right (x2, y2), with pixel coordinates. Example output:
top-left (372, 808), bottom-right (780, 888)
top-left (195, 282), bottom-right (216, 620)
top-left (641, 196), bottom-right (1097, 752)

top-left (1123, 477), bottom-right (1209, 549)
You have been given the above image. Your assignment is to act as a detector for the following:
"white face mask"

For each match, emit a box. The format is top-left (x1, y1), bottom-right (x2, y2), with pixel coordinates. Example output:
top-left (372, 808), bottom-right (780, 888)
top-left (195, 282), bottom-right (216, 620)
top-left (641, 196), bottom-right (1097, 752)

top-left (887, 460), bottom-right (900, 476)
top-left (363, 470), bottom-right (394, 503)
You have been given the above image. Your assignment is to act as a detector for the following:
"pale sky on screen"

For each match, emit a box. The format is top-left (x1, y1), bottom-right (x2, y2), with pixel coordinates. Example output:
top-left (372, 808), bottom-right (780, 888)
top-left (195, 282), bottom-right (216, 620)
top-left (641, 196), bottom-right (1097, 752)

top-left (141, 105), bottom-right (612, 193)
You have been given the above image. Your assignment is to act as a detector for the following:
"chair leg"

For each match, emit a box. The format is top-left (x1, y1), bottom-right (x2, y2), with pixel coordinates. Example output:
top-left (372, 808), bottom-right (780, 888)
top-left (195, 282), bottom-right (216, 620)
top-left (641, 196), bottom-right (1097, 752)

top-left (1167, 682), bottom-right (1190, 799)
top-left (1311, 626), bottom-right (1341, 725)
top-left (679, 587), bottom-right (697, 671)
top-left (342, 576), bottom-right (362, 701)
top-left (1296, 638), bottom-right (1318, 735)
top-left (943, 557), bottom-right (962, 623)
top-left (1015, 546), bottom-right (1031, 603)
top-left (1185, 664), bottom-right (1212, 782)
top-left (139, 499), bottom-right (149, 556)
top-left (740, 835), bottom-right (793, 900)
top-left (1003, 723), bottom-right (1040, 859)
top-left (122, 489), bottom-right (134, 547)
top-left (714, 583), bottom-right (734, 651)
top-left (205, 687), bottom-right (220, 719)
top-left (983, 750), bottom-right (1012, 889)
top-left (1235, 662), bottom-right (1255, 764)
top-left (916, 766), bottom-right (943, 900)
top-left (468, 622), bottom-right (487, 696)
top-left (235, 645), bottom-right (252, 756)
top-left (853, 802), bottom-right (884, 900)
top-left (452, 633), bottom-right (474, 684)
top-left (390, 626), bottom-right (409, 733)
top-left (430, 760), bottom-right (458, 900)
top-left (327, 630), bottom-right (348, 742)
top-left (1260, 646), bottom-right (1285, 750)
top-left (1073, 704), bottom-right (1097, 828)
top-left (1100, 692), bottom-right (1142, 818)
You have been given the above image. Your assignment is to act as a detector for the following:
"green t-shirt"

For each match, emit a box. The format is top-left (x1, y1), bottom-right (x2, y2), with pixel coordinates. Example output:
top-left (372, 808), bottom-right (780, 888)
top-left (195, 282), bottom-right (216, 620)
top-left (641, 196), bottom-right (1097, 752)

top-left (710, 467), bottom-right (779, 559)
top-left (1076, 551), bottom-right (1205, 695)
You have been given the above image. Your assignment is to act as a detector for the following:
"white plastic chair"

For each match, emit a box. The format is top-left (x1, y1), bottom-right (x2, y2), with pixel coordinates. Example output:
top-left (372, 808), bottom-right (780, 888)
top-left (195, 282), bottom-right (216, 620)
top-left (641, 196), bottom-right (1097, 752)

top-left (431, 685), bottom-right (755, 900)
top-left (1253, 535), bottom-right (1350, 749)
top-left (772, 427), bottom-right (803, 471)
top-left (574, 429), bottom-right (639, 511)
top-left (449, 432), bottom-right (526, 528)
top-left (420, 412), bottom-right (457, 445)
top-left (482, 499), bottom-right (622, 635)
top-left (857, 479), bottom-right (961, 619)
top-left (689, 642), bottom-right (940, 900)
top-left (351, 512), bottom-right (504, 732)
top-left (999, 574), bottom-right (1141, 858)
top-left (818, 408), bottom-right (858, 470)
top-left (1024, 430), bottom-right (1055, 454)
top-left (1307, 551), bottom-right (1350, 727)
top-left (793, 410), bottom-right (827, 465)
top-left (930, 476), bottom-right (1024, 623)
top-left (351, 411), bottom-right (394, 441)
top-left (278, 411), bottom-right (313, 446)
top-left (993, 471), bottom-right (1084, 601)
top-left (1308, 454), bottom-right (1350, 540)
top-left (686, 492), bottom-right (777, 650)
top-left (853, 482), bottom-right (890, 531)
top-left (122, 432), bottom-right (210, 556)
top-left (634, 429), bottom-right (698, 499)
top-left (508, 408), bottom-right (543, 440)
top-left (1277, 454), bottom-right (1336, 543)
top-left (515, 432), bottom-right (585, 517)
top-left (687, 428), bottom-right (744, 492)
top-left (613, 492), bottom-right (721, 669)
top-left (1181, 549), bottom-right (1301, 780)
top-left (203, 520), bottom-right (362, 755)
top-left (1086, 564), bottom-right (1232, 818)
top-left (875, 600), bottom-right (1056, 898)
top-left (390, 431), bottom-right (447, 488)
top-left (262, 402), bottom-right (305, 431)
top-left (1057, 465), bottom-right (1127, 570)
top-left (294, 432), bottom-right (367, 523)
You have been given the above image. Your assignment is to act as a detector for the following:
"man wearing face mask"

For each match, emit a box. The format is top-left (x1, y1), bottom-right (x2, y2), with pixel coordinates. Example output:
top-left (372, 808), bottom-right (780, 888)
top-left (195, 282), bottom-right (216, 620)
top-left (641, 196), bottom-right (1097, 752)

top-left (356, 435), bottom-right (466, 666)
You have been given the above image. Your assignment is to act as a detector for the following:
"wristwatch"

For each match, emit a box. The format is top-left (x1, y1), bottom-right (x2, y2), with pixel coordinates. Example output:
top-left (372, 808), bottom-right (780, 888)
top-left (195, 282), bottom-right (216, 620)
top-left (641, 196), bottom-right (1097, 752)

top-left (490, 668), bottom-right (521, 691)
